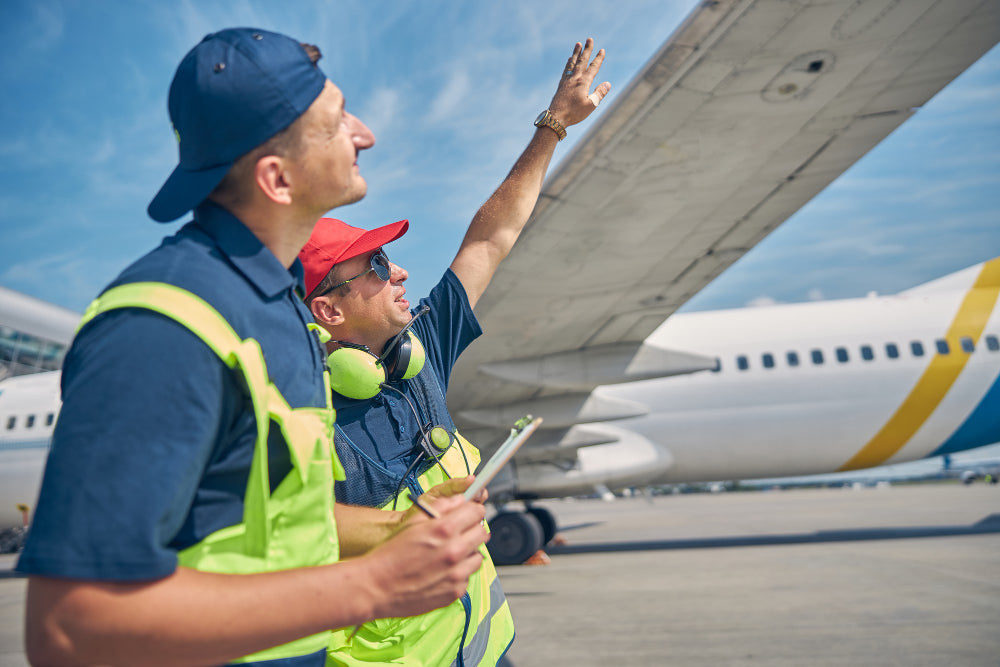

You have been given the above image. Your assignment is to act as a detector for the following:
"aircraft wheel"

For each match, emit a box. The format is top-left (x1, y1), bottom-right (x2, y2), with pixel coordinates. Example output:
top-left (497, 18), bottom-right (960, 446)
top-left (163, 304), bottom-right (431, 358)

top-left (526, 506), bottom-right (558, 546)
top-left (487, 511), bottom-right (543, 565)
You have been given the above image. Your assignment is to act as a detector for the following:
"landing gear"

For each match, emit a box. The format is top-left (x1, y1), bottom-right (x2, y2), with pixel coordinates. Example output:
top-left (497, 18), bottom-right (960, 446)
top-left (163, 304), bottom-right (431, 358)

top-left (487, 511), bottom-right (543, 565)
top-left (526, 505), bottom-right (558, 546)
top-left (487, 505), bottom-right (562, 565)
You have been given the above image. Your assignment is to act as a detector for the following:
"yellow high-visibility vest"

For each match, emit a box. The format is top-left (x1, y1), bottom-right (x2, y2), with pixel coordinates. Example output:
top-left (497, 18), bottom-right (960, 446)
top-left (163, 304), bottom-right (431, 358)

top-left (80, 282), bottom-right (344, 664)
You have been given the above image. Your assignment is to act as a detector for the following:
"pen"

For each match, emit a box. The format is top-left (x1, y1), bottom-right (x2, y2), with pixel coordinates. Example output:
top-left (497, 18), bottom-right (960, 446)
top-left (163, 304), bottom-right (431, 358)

top-left (411, 497), bottom-right (440, 519)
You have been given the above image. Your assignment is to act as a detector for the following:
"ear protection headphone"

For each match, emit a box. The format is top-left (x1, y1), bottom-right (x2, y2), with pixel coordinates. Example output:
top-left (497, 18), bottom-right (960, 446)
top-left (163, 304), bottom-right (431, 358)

top-left (326, 306), bottom-right (429, 400)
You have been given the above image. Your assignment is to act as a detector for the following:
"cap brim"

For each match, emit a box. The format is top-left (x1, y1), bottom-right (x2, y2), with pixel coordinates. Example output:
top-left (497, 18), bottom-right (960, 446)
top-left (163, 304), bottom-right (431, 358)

top-left (147, 161), bottom-right (234, 223)
top-left (339, 219), bottom-right (409, 263)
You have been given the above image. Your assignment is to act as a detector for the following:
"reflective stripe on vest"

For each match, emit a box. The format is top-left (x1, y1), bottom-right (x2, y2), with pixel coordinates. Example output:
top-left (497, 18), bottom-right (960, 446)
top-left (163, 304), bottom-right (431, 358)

top-left (79, 282), bottom-right (344, 664)
top-left (327, 432), bottom-right (515, 667)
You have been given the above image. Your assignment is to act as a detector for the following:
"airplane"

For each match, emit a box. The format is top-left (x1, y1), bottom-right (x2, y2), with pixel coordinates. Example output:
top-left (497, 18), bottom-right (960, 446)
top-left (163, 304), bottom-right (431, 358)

top-left (0, 284), bottom-right (75, 542)
top-left (0, 372), bottom-right (61, 534)
top-left (460, 257), bottom-right (1000, 562)
top-left (2, 0), bottom-right (1000, 564)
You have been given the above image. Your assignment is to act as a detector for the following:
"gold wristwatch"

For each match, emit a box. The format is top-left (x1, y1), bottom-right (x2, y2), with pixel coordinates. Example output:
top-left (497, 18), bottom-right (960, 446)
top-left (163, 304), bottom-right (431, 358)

top-left (534, 109), bottom-right (566, 141)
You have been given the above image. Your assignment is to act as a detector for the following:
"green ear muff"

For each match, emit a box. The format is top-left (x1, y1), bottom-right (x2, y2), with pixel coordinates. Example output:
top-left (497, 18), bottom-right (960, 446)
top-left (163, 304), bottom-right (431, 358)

top-left (382, 330), bottom-right (425, 383)
top-left (399, 332), bottom-right (425, 381)
top-left (326, 346), bottom-right (384, 400)
top-left (326, 331), bottom-right (426, 400)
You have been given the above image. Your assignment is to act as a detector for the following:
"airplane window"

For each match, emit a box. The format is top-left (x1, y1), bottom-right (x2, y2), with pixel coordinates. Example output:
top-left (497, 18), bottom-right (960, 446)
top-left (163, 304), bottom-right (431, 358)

top-left (762, 353), bottom-right (775, 369)
top-left (26, 415), bottom-right (35, 428)
top-left (860, 345), bottom-right (874, 361)
top-left (46, 413), bottom-right (55, 426)
top-left (936, 339), bottom-right (950, 355)
top-left (811, 349), bottom-right (824, 365)
top-left (786, 351), bottom-right (799, 367)
top-left (987, 335), bottom-right (1000, 352)
top-left (885, 343), bottom-right (899, 359)
top-left (960, 336), bottom-right (974, 353)
top-left (911, 341), bottom-right (924, 357)
top-left (836, 347), bottom-right (849, 363)
top-left (5, 416), bottom-right (14, 430)
top-left (737, 355), bottom-right (749, 371)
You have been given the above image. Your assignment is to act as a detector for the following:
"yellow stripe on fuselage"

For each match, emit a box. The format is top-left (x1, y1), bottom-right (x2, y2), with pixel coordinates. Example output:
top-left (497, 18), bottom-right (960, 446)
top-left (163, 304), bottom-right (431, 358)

top-left (838, 258), bottom-right (1000, 471)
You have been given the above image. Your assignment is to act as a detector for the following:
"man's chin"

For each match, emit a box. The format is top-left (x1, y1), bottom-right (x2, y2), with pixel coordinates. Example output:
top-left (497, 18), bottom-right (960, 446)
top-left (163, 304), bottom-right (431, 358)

top-left (334, 182), bottom-right (368, 208)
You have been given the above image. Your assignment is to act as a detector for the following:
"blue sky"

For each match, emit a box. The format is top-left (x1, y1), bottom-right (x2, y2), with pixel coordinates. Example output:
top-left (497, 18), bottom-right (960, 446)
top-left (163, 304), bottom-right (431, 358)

top-left (1, 0), bottom-right (998, 314)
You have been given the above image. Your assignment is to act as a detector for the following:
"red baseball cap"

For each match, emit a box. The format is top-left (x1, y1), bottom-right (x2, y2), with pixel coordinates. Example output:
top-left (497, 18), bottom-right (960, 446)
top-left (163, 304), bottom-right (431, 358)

top-left (299, 217), bottom-right (409, 295)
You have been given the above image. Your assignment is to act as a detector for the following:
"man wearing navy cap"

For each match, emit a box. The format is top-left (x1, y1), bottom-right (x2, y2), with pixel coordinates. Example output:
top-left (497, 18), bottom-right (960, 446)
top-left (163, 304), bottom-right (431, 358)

top-left (19, 29), bottom-right (489, 666)
top-left (299, 38), bottom-right (611, 666)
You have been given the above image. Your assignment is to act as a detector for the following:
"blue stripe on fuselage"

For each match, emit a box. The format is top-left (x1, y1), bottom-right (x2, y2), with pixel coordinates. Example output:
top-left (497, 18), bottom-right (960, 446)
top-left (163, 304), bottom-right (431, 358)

top-left (930, 368), bottom-right (1000, 456)
top-left (0, 437), bottom-right (51, 452)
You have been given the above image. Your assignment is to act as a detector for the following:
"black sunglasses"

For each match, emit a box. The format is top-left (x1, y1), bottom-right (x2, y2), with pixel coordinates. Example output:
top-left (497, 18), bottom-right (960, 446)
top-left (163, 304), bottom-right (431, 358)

top-left (315, 249), bottom-right (391, 298)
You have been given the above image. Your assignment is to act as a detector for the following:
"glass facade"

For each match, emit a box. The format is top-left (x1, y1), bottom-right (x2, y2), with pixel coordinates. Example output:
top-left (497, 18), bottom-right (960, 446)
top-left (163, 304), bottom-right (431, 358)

top-left (0, 325), bottom-right (68, 379)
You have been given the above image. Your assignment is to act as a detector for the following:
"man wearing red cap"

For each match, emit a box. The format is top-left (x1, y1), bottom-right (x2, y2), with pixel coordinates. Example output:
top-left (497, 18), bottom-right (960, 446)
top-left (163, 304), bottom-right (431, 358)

top-left (300, 38), bottom-right (610, 667)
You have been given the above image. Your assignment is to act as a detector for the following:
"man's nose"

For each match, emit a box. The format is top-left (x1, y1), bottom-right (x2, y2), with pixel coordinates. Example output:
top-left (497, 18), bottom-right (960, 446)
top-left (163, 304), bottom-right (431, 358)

top-left (390, 262), bottom-right (408, 283)
top-left (349, 113), bottom-right (375, 150)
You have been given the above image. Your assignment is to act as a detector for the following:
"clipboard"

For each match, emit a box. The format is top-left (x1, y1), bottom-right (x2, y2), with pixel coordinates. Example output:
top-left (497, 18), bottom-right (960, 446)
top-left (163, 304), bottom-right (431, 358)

top-left (464, 415), bottom-right (543, 500)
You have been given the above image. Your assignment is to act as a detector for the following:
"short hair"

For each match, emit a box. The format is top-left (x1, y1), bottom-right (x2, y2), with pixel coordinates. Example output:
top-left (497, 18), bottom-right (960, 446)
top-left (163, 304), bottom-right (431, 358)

top-left (304, 263), bottom-right (350, 308)
top-left (209, 42), bottom-right (322, 208)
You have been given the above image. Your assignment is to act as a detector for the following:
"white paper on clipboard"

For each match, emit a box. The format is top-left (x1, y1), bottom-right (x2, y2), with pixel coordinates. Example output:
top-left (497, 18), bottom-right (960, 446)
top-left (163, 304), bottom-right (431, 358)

top-left (463, 416), bottom-right (543, 500)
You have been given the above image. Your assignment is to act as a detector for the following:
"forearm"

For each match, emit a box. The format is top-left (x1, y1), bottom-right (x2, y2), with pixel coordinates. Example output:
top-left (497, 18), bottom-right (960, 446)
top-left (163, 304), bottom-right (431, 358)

top-left (25, 563), bottom-right (382, 666)
top-left (335, 502), bottom-right (403, 558)
top-left (334, 479), bottom-right (481, 558)
top-left (450, 127), bottom-right (560, 306)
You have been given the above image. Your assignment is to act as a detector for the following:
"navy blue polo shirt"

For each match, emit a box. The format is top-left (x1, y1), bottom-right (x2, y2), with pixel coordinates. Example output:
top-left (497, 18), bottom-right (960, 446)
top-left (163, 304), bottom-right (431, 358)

top-left (332, 269), bottom-right (482, 506)
top-left (17, 201), bottom-right (329, 583)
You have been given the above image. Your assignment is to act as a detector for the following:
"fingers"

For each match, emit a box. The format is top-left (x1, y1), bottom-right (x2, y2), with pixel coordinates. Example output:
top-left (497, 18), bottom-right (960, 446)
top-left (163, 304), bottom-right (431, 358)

top-left (563, 42), bottom-right (582, 78)
top-left (589, 81), bottom-right (611, 107)
top-left (578, 37), bottom-right (594, 72)
top-left (585, 41), bottom-right (605, 77)
top-left (369, 497), bottom-right (488, 618)
top-left (422, 476), bottom-right (473, 502)
top-left (551, 38), bottom-right (610, 125)
top-left (564, 39), bottom-right (598, 80)
top-left (471, 484), bottom-right (488, 504)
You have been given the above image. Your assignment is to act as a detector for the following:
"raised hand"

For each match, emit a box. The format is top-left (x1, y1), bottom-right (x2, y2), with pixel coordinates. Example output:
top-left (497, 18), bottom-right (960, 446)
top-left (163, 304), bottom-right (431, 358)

top-left (549, 38), bottom-right (611, 128)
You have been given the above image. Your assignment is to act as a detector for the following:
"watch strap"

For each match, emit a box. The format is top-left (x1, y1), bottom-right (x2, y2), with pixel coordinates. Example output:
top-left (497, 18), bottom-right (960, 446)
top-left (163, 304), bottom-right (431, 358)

top-left (534, 110), bottom-right (567, 141)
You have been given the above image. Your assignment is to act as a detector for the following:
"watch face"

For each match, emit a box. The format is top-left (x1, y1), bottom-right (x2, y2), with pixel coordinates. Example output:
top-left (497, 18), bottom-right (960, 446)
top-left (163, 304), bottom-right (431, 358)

top-left (535, 110), bottom-right (548, 124)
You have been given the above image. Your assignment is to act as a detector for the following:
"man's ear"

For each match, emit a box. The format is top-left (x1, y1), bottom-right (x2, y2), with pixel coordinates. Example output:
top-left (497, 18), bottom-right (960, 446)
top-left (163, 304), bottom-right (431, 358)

top-left (310, 295), bottom-right (345, 327)
top-left (254, 155), bottom-right (293, 205)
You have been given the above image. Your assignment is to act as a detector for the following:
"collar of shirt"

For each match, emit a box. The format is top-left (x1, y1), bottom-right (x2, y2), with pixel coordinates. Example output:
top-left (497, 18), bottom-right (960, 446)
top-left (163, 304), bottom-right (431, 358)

top-left (192, 201), bottom-right (308, 299)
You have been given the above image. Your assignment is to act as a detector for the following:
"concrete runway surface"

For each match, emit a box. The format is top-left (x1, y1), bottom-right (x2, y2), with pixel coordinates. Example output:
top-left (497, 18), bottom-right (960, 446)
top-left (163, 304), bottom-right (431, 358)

top-left (2, 483), bottom-right (998, 666)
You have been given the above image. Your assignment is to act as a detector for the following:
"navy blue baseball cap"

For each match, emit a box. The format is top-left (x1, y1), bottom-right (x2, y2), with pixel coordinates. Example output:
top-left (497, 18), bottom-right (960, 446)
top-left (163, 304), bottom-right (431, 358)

top-left (148, 28), bottom-right (327, 223)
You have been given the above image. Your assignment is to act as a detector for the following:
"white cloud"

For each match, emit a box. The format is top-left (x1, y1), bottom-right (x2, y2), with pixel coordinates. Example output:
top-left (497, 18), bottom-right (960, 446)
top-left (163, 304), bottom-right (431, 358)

top-left (745, 296), bottom-right (779, 307)
top-left (426, 70), bottom-right (472, 125)
top-left (359, 87), bottom-right (405, 139)
top-left (22, 3), bottom-right (65, 54)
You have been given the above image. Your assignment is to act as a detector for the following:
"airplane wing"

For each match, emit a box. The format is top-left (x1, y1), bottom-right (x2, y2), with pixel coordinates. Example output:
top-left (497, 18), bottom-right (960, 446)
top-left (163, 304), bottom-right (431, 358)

top-left (449, 0), bottom-right (1000, 465)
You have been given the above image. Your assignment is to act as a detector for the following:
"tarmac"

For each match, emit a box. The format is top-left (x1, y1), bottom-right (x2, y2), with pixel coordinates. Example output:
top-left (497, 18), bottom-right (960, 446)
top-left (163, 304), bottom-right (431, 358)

top-left (2, 482), bottom-right (998, 666)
